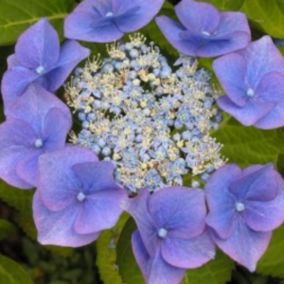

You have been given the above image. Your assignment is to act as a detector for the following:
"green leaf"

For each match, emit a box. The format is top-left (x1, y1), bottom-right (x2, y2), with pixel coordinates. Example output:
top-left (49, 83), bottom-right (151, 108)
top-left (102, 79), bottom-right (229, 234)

top-left (0, 219), bottom-right (16, 240)
top-left (0, 0), bottom-right (75, 46)
top-left (0, 46), bottom-right (13, 78)
top-left (182, 251), bottom-right (234, 284)
top-left (0, 254), bottom-right (33, 284)
top-left (278, 45), bottom-right (284, 56)
top-left (0, 181), bottom-right (34, 212)
top-left (198, 0), bottom-right (284, 39)
top-left (241, 0), bottom-right (284, 38)
top-left (277, 154), bottom-right (284, 176)
top-left (197, 0), bottom-right (245, 11)
top-left (257, 225), bottom-right (284, 278)
top-left (15, 213), bottom-right (36, 240)
top-left (117, 218), bottom-right (144, 284)
top-left (96, 214), bottom-right (128, 284)
top-left (0, 181), bottom-right (36, 239)
top-left (214, 118), bottom-right (284, 167)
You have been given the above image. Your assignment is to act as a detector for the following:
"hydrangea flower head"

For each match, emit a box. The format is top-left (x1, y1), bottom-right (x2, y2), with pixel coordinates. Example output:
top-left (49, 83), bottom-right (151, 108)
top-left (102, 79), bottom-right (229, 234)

top-left (125, 187), bottom-right (215, 284)
top-left (206, 164), bottom-right (284, 271)
top-left (33, 146), bottom-right (126, 247)
top-left (65, 35), bottom-right (225, 193)
top-left (1, 19), bottom-right (90, 111)
top-left (213, 36), bottom-right (284, 129)
top-left (0, 85), bottom-right (72, 189)
top-left (156, 0), bottom-right (251, 58)
top-left (64, 0), bottom-right (165, 43)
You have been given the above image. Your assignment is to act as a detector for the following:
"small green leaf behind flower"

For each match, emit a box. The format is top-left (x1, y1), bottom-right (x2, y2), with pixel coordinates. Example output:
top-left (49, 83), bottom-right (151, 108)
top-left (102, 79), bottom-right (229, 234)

top-left (213, 118), bottom-right (284, 167)
top-left (0, 253), bottom-right (34, 284)
top-left (0, 181), bottom-right (36, 239)
top-left (257, 225), bottom-right (284, 279)
top-left (197, 0), bottom-right (245, 11)
top-left (0, 0), bottom-right (76, 45)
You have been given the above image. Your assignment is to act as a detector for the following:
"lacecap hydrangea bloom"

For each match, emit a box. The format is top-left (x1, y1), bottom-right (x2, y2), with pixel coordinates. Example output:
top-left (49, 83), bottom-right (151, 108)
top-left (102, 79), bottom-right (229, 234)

top-left (125, 187), bottom-right (215, 284)
top-left (214, 36), bottom-right (284, 129)
top-left (206, 164), bottom-right (284, 271)
top-left (65, 35), bottom-right (225, 193)
top-left (33, 146), bottom-right (126, 247)
top-left (156, 0), bottom-right (251, 58)
top-left (1, 1), bottom-right (284, 283)
top-left (1, 19), bottom-right (89, 111)
top-left (65, 0), bottom-right (165, 42)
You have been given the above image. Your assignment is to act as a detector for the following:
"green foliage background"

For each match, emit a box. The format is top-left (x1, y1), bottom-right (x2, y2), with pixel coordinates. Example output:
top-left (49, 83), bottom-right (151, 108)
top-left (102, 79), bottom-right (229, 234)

top-left (0, 0), bottom-right (283, 283)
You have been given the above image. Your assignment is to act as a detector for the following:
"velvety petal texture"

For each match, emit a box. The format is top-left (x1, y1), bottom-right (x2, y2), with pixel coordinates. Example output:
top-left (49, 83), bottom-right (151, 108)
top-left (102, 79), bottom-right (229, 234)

top-left (214, 36), bottom-right (284, 129)
top-left (206, 164), bottom-right (284, 271)
top-left (65, 0), bottom-right (164, 43)
top-left (38, 146), bottom-right (98, 211)
top-left (131, 231), bottom-right (150, 279)
top-left (15, 18), bottom-right (60, 70)
top-left (124, 190), bottom-right (158, 256)
top-left (211, 220), bottom-right (272, 272)
top-left (205, 165), bottom-right (241, 239)
top-left (0, 85), bottom-right (72, 189)
top-left (43, 40), bottom-right (90, 91)
top-left (156, 0), bottom-right (251, 58)
top-left (148, 188), bottom-right (206, 239)
top-left (1, 69), bottom-right (38, 108)
top-left (125, 187), bottom-right (215, 283)
top-left (1, 19), bottom-right (89, 111)
top-left (33, 191), bottom-right (99, 247)
top-left (132, 230), bottom-right (186, 284)
top-left (161, 231), bottom-right (215, 269)
top-left (34, 146), bottom-right (126, 247)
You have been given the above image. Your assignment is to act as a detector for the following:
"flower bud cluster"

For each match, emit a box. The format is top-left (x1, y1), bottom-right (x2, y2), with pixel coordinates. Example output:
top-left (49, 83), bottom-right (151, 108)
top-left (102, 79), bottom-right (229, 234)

top-left (65, 34), bottom-right (225, 192)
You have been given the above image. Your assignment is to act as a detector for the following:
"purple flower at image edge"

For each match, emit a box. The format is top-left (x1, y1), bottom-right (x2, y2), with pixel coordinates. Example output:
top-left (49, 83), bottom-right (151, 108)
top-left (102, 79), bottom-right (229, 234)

top-left (213, 36), bottom-right (284, 129)
top-left (206, 164), bottom-right (284, 271)
top-left (64, 0), bottom-right (165, 42)
top-left (156, 0), bottom-right (251, 58)
top-left (125, 187), bottom-right (215, 284)
top-left (0, 85), bottom-right (72, 189)
top-left (1, 19), bottom-right (90, 111)
top-left (33, 146), bottom-right (126, 247)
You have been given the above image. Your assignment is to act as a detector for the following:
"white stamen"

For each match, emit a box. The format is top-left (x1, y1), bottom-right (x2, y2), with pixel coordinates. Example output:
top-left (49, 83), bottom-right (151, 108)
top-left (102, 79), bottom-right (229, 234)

top-left (105, 11), bottom-right (114, 17)
top-left (235, 202), bottom-right (245, 212)
top-left (202, 30), bottom-right (212, 36)
top-left (77, 191), bottom-right (86, 202)
top-left (157, 228), bottom-right (168, 238)
top-left (34, 138), bottom-right (43, 148)
top-left (246, 88), bottom-right (255, 97)
top-left (36, 65), bottom-right (45, 75)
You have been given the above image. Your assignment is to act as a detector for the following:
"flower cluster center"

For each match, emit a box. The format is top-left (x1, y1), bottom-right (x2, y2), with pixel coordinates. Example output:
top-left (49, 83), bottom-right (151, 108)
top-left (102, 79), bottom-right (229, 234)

top-left (65, 34), bottom-right (225, 192)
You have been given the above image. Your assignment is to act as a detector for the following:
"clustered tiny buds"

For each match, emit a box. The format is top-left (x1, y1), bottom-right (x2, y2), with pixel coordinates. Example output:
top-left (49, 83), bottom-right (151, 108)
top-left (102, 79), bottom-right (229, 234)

top-left (1, 1), bottom-right (284, 284)
top-left (65, 34), bottom-right (225, 192)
